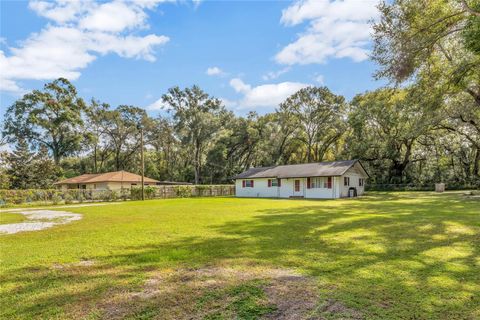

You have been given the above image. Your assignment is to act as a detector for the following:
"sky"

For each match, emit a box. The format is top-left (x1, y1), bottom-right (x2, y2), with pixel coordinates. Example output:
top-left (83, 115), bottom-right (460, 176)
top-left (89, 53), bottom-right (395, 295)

top-left (0, 0), bottom-right (384, 118)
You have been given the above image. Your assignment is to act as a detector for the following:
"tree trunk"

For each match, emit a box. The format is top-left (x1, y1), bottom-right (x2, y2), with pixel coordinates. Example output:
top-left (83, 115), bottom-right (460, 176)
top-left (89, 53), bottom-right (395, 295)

top-left (474, 146), bottom-right (480, 178)
top-left (115, 150), bottom-right (121, 171)
top-left (53, 149), bottom-right (60, 165)
top-left (93, 144), bottom-right (97, 173)
top-left (194, 140), bottom-right (200, 184)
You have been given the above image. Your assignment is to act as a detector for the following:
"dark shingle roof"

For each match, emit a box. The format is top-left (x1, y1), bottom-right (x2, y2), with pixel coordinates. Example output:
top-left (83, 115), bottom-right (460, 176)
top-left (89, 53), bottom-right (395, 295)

top-left (233, 160), bottom-right (367, 179)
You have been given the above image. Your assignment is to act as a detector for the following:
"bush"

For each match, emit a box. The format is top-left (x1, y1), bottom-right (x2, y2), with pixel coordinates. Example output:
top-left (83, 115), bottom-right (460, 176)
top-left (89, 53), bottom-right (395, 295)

top-left (195, 185), bottom-right (211, 196)
top-left (130, 186), bottom-right (157, 200)
top-left (120, 188), bottom-right (130, 201)
top-left (64, 194), bottom-right (74, 204)
top-left (145, 186), bottom-right (156, 199)
top-left (107, 190), bottom-right (118, 202)
top-left (51, 194), bottom-right (62, 205)
top-left (174, 186), bottom-right (192, 198)
top-left (130, 187), bottom-right (142, 200)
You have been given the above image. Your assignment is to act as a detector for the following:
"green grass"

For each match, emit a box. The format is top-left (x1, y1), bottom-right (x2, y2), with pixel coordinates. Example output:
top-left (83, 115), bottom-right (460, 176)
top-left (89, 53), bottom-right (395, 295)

top-left (0, 192), bottom-right (479, 319)
top-left (0, 212), bottom-right (27, 224)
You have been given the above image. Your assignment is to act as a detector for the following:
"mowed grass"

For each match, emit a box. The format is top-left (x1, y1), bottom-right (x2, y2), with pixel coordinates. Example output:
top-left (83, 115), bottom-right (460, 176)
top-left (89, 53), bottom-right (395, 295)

top-left (0, 212), bottom-right (27, 224)
top-left (0, 192), bottom-right (479, 319)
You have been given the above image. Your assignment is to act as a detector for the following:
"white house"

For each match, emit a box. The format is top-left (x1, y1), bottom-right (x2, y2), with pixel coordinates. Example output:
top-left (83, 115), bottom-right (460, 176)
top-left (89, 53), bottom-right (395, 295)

top-left (233, 160), bottom-right (369, 199)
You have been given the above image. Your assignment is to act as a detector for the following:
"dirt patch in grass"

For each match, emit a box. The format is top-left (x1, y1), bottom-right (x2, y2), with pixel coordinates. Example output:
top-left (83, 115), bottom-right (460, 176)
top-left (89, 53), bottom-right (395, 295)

top-left (0, 210), bottom-right (82, 234)
top-left (89, 265), bottom-right (363, 320)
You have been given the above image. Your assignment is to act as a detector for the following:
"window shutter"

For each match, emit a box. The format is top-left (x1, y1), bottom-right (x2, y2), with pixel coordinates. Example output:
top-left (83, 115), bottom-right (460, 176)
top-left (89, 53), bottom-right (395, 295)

top-left (327, 177), bottom-right (332, 189)
top-left (278, 179), bottom-right (281, 187)
top-left (251, 180), bottom-right (254, 187)
top-left (242, 180), bottom-right (245, 188)
top-left (307, 177), bottom-right (311, 189)
top-left (268, 179), bottom-right (271, 187)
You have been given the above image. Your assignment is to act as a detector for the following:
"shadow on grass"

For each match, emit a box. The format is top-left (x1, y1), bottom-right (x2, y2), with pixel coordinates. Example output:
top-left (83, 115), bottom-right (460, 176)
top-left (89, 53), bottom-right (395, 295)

top-left (2, 193), bottom-right (479, 319)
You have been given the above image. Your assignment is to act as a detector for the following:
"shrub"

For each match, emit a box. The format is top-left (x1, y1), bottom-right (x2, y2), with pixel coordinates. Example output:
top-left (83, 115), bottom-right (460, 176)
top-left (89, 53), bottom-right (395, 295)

top-left (108, 190), bottom-right (118, 202)
top-left (195, 185), bottom-right (211, 196)
top-left (130, 186), bottom-right (157, 200)
top-left (174, 186), bottom-right (192, 198)
top-left (130, 187), bottom-right (142, 200)
top-left (64, 194), bottom-right (74, 204)
top-left (120, 188), bottom-right (129, 201)
top-left (51, 194), bottom-right (62, 205)
top-left (144, 186), bottom-right (156, 199)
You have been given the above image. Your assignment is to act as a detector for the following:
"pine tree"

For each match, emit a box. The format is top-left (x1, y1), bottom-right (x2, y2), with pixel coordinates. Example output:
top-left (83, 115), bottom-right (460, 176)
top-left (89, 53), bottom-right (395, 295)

top-left (32, 145), bottom-right (61, 188)
top-left (8, 138), bottom-right (34, 189)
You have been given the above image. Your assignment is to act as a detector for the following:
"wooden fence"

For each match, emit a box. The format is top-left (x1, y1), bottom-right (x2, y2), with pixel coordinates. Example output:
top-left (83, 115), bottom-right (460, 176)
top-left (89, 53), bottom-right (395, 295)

top-left (0, 185), bottom-right (236, 207)
top-left (149, 185), bottom-right (236, 198)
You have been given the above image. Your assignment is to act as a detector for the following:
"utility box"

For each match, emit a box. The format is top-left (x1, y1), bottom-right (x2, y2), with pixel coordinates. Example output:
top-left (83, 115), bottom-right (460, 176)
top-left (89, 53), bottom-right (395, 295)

top-left (435, 183), bottom-right (445, 193)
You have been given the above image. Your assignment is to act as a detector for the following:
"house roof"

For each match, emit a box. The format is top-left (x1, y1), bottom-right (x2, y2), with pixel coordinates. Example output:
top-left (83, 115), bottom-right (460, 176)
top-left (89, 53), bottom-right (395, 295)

top-left (233, 160), bottom-right (369, 179)
top-left (54, 170), bottom-right (160, 185)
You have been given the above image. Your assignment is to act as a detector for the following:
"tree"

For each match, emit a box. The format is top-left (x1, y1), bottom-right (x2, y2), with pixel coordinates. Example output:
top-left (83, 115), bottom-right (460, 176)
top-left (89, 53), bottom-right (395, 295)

top-left (3, 78), bottom-right (86, 164)
top-left (7, 139), bottom-right (35, 189)
top-left (101, 105), bottom-right (150, 171)
top-left (162, 86), bottom-right (228, 184)
top-left (278, 87), bottom-right (347, 162)
top-left (348, 88), bottom-right (439, 183)
top-left (32, 145), bottom-right (62, 189)
top-left (85, 100), bottom-right (112, 173)
top-left (372, 0), bottom-right (480, 107)
top-left (148, 116), bottom-right (182, 181)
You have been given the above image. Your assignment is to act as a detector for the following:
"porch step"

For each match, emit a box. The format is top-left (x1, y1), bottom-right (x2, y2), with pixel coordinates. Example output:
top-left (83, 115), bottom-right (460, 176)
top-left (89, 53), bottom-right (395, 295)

top-left (289, 196), bottom-right (305, 199)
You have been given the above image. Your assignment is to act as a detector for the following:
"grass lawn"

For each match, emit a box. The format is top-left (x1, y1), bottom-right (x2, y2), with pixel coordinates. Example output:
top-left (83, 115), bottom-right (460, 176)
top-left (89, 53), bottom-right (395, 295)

top-left (0, 212), bottom-right (27, 225)
top-left (0, 192), bottom-right (479, 319)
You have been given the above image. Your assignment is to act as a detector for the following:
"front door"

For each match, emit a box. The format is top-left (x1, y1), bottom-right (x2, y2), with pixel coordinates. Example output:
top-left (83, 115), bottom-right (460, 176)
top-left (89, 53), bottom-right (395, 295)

top-left (293, 179), bottom-right (302, 196)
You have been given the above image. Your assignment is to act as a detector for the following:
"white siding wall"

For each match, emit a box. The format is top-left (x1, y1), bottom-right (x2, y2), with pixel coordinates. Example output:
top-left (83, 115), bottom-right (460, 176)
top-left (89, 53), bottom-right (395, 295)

top-left (304, 176), bottom-right (341, 199)
top-left (236, 177), bottom-right (344, 199)
top-left (235, 178), bottom-right (279, 198)
top-left (339, 163), bottom-right (366, 197)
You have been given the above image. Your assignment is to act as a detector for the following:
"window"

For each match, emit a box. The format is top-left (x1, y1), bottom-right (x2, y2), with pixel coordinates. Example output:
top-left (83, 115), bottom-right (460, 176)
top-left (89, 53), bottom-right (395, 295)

top-left (344, 177), bottom-right (350, 186)
top-left (294, 180), bottom-right (300, 192)
top-left (243, 180), bottom-right (254, 188)
top-left (359, 178), bottom-right (364, 186)
top-left (308, 177), bottom-right (332, 189)
top-left (268, 179), bottom-right (279, 187)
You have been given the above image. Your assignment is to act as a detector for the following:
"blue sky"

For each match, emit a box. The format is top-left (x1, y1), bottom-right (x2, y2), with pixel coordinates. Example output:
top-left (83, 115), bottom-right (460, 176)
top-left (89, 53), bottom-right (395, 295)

top-left (0, 0), bottom-right (384, 118)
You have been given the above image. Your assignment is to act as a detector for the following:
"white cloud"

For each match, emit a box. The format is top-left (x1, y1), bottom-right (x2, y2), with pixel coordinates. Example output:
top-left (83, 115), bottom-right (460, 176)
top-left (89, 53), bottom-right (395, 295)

top-left (146, 98), bottom-right (169, 110)
top-left (28, 0), bottom-right (90, 24)
top-left (276, 0), bottom-right (379, 65)
top-left (230, 78), bottom-right (251, 94)
top-left (262, 67), bottom-right (291, 81)
top-left (1, 0), bottom-right (171, 93)
top-left (206, 66), bottom-right (225, 76)
top-left (79, 1), bottom-right (148, 32)
top-left (229, 78), bottom-right (309, 109)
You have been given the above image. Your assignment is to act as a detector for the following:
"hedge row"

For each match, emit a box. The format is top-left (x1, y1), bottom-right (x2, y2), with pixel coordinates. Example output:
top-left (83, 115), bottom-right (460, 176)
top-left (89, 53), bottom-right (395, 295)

top-left (0, 185), bottom-right (235, 207)
top-left (365, 183), bottom-right (479, 191)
